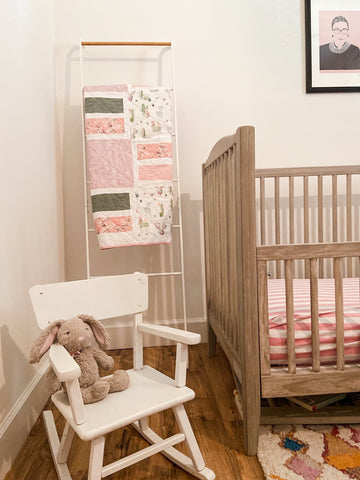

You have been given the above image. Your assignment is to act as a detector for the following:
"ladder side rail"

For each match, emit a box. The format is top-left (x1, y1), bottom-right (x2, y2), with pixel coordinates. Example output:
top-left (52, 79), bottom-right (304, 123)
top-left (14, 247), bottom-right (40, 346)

top-left (170, 41), bottom-right (187, 330)
top-left (79, 40), bottom-right (187, 328)
top-left (79, 39), bottom-right (91, 279)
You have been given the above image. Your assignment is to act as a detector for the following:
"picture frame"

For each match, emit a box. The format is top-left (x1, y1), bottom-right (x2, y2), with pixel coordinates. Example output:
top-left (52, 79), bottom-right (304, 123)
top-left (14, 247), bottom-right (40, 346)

top-left (305, 0), bottom-right (360, 92)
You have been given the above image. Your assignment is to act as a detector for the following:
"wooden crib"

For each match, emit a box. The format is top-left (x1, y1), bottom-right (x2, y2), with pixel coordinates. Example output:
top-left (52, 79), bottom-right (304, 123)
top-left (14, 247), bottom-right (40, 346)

top-left (202, 125), bottom-right (360, 455)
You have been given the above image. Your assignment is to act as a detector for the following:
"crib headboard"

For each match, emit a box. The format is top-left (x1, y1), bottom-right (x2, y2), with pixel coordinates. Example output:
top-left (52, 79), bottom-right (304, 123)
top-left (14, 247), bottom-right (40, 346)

top-left (202, 126), bottom-right (260, 407)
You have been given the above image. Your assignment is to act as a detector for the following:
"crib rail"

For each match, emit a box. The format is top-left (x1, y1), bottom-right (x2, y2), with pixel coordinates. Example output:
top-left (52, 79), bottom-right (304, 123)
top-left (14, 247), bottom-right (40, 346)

top-left (257, 242), bottom-right (360, 397)
top-left (256, 165), bottom-right (360, 279)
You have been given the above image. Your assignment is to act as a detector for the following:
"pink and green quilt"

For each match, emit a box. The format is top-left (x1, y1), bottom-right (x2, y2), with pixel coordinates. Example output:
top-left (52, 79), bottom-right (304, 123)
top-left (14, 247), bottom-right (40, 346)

top-left (83, 84), bottom-right (173, 249)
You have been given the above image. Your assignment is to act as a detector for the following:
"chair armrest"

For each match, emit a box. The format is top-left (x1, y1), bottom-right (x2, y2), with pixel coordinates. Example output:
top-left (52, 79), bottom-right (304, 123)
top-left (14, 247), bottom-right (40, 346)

top-left (136, 324), bottom-right (199, 387)
top-left (137, 324), bottom-right (201, 345)
top-left (49, 344), bottom-right (85, 425)
top-left (49, 344), bottom-right (81, 382)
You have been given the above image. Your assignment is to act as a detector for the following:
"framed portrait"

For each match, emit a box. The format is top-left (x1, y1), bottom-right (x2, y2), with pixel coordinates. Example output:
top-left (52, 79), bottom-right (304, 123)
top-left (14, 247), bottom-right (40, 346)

top-left (305, 0), bottom-right (360, 92)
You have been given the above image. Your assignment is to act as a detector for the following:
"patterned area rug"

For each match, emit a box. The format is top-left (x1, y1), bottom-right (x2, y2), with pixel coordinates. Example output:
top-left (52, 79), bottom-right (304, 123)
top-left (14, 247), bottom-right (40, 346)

top-left (258, 424), bottom-right (360, 479)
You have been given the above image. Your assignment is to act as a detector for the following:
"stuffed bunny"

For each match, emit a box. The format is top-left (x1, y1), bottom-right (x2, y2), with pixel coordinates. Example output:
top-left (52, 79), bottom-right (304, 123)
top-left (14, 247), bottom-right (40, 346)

top-left (30, 314), bottom-right (130, 404)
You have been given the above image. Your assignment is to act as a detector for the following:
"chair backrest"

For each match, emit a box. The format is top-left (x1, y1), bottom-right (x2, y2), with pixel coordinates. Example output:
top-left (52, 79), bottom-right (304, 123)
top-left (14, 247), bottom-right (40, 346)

top-left (30, 272), bottom-right (148, 329)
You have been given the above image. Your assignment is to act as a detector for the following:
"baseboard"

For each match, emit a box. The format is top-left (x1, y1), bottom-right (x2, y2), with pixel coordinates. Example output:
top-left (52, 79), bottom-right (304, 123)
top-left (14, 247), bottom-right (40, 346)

top-left (0, 361), bottom-right (50, 480)
top-left (108, 317), bottom-right (208, 349)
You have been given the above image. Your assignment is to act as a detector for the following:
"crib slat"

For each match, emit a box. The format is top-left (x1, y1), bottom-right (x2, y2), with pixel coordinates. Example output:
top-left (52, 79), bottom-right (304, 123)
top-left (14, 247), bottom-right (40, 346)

top-left (285, 260), bottom-right (296, 374)
top-left (347, 174), bottom-right (352, 276)
top-left (208, 165), bottom-right (214, 313)
top-left (304, 176), bottom-right (309, 243)
top-left (310, 258), bottom-right (320, 372)
top-left (258, 261), bottom-right (270, 375)
top-left (289, 177), bottom-right (295, 276)
top-left (217, 158), bottom-right (223, 328)
top-left (223, 157), bottom-right (229, 334)
top-left (219, 157), bottom-right (226, 331)
top-left (224, 152), bottom-right (231, 342)
top-left (304, 176), bottom-right (310, 278)
top-left (260, 177), bottom-right (266, 245)
top-left (208, 165), bottom-right (217, 331)
top-left (318, 175), bottom-right (324, 278)
top-left (229, 149), bottom-right (239, 352)
top-left (289, 176), bottom-right (294, 244)
top-left (212, 164), bottom-right (218, 315)
top-left (203, 168), bottom-right (210, 308)
top-left (209, 165), bottom-right (216, 316)
top-left (205, 167), bottom-right (211, 299)
top-left (220, 156), bottom-right (228, 337)
top-left (214, 161), bottom-right (221, 325)
top-left (275, 177), bottom-right (281, 278)
top-left (334, 257), bottom-right (345, 371)
top-left (332, 175), bottom-right (338, 242)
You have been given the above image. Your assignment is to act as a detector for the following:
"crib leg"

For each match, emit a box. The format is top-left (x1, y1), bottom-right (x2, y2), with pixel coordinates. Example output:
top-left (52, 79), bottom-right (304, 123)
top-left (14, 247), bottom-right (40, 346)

top-left (208, 322), bottom-right (217, 358)
top-left (242, 392), bottom-right (260, 456)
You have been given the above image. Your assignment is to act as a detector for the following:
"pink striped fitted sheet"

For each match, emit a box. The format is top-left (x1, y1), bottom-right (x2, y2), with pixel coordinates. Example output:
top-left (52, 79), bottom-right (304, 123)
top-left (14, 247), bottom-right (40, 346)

top-left (268, 278), bottom-right (360, 365)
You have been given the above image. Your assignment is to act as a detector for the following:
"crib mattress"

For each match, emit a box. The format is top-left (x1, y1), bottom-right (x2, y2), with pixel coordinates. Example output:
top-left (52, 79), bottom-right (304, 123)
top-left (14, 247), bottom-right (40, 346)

top-left (268, 278), bottom-right (360, 365)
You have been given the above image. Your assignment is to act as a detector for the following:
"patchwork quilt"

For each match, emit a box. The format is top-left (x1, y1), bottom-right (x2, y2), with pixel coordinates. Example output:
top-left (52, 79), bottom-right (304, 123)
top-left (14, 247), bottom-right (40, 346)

top-left (83, 84), bottom-right (173, 249)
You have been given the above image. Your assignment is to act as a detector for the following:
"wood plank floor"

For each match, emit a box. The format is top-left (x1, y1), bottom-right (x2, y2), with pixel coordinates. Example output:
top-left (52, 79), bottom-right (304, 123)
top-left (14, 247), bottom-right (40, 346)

top-left (4, 343), bottom-right (264, 480)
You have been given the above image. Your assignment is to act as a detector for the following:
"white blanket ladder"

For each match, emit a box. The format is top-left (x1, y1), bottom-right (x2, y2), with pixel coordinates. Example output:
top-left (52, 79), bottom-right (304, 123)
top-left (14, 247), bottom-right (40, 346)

top-left (79, 40), bottom-right (187, 330)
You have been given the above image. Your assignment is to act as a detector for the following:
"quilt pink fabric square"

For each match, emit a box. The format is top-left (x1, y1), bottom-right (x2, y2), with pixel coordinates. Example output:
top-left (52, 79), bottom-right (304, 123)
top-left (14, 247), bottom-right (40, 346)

top-left (87, 139), bottom-right (134, 189)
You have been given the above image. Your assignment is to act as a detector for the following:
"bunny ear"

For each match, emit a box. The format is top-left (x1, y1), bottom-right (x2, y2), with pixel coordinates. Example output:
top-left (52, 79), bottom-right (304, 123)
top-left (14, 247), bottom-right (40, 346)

top-left (78, 314), bottom-right (110, 349)
top-left (29, 320), bottom-right (63, 363)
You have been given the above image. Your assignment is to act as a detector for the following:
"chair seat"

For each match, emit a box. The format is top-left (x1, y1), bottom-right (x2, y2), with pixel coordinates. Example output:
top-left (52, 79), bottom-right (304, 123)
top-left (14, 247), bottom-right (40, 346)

top-left (52, 365), bottom-right (195, 441)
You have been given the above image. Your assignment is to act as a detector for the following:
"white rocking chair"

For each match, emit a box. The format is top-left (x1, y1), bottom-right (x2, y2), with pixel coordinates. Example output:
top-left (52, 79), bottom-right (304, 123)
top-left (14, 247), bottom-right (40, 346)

top-left (30, 272), bottom-right (215, 480)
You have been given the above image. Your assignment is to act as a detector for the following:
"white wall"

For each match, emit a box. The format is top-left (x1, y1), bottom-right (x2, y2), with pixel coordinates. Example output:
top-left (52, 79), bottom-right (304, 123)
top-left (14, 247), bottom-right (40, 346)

top-left (53, 0), bottom-right (360, 332)
top-left (0, 0), bottom-right (359, 476)
top-left (0, 2), bottom-right (64, 478)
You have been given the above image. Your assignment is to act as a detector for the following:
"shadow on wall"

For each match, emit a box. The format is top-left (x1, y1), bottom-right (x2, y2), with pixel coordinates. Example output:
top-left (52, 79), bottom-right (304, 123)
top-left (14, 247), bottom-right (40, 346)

top-left (0, 325), bottom-right (40, 434)
top-left (181, 194), bottom-right (206, 321)
top-left (61, 46), bottom-right (86, 283)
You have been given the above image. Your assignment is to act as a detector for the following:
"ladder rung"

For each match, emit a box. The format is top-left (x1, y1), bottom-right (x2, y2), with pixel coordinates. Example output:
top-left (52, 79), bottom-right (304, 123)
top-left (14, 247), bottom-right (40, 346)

top-left (148, 272), bottom-right (183, 277)
top-left (88, 226), bottom-right (180, 232)
top-left (89, 272), bottom-right (183, 279)
top-left (87, 179), bottom-right (179, 184)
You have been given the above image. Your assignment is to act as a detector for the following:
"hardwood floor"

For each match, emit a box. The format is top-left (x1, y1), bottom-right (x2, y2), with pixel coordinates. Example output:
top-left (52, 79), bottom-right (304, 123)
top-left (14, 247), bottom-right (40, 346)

top-left (4, 343), bottom-right (264, 480)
